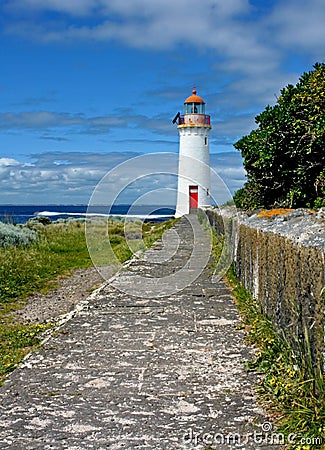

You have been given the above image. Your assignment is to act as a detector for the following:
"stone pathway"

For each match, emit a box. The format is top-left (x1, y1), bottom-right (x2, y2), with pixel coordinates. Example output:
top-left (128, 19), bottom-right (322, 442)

top-left (0, 215), bottom-right (278, 449)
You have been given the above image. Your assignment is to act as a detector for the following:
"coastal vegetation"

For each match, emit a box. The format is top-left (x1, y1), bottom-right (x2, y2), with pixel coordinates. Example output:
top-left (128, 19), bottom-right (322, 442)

top-left (234, 63), bottom-right (325, 210)
top-left (0, 217), bottom-right (177, 384)
top-left (228, 270), bottom-right (325, 449)
top-left (0, 221), bottom-right (37, 247)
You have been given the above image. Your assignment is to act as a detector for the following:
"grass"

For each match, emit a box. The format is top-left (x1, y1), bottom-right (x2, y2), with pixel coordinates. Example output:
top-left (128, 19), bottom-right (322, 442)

top-left (0, 222), bottom-right (91, 304)
top-left (226, 268), bottom-right (325, 449)
top-left (0, 323), bottom-right (51, 378)
top-left (85, 218), bottom-right (178, 267)
top-left (198, 211), bottom-right (233, 280)
top-left (0, 217), bottom-right (177, 385)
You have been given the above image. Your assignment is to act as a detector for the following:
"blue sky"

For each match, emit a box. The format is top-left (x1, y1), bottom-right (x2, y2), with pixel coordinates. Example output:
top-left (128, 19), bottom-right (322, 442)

top-left (0, 0), bottom-right (324, 205)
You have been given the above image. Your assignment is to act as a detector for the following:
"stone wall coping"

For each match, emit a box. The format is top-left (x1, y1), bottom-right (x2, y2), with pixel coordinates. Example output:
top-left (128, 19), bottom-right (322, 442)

top-left (208, 206), bottom-right (325, 252)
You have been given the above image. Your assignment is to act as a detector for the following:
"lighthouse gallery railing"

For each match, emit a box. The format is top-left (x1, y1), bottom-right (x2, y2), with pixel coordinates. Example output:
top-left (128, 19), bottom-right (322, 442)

top-left (178, 115), bottom-right (211, 126)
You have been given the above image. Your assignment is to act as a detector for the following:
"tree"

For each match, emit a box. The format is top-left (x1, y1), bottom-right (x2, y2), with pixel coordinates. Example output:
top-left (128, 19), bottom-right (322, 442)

top-left (234, 63), bottom-right (325, 209)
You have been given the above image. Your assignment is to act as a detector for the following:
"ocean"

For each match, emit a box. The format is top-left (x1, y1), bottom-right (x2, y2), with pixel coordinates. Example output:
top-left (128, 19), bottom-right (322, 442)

top-left (0, 205), bottom-right (176, 224)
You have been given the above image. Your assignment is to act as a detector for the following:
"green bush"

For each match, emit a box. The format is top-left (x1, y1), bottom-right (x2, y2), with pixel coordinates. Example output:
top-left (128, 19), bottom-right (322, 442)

top-left (234, 63), bottom-right (325, 210)
top-left (0, 222), bottom-right (37, 248)
top-left (26, 216), bottom-right (52, 229)
top-left (313, 172), bottom-right (325, 208)
top-left (233, 181), bottom-right (264, 210)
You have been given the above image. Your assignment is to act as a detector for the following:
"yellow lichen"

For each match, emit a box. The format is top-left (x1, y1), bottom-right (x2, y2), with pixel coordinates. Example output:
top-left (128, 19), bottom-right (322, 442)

top-left (257, 209), bottom-right (293, 218)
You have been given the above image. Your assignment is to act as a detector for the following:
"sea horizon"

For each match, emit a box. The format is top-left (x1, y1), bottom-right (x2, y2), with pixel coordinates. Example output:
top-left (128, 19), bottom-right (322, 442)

top-left (0, 204), bottom-right (176, 224)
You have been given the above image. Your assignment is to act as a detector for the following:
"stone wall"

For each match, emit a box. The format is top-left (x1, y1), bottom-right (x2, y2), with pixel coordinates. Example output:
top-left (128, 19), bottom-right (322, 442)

top-left (206, 207), bottom-right (325, 378)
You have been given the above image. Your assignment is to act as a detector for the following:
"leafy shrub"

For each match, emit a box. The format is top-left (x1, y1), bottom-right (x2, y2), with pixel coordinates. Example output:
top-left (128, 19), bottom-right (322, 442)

top-left (234, 63), bottom-right (325, 210)
top-left (0, 222), bottom-right (37, 248)
top-left (109, 235), bottom-right (123, 245)
top-left (26, 216), bottom-right (51, 229)
top-left (313, 172), bottom-right (325, 208)
top-left (233, 181), bottom-right (264, 210)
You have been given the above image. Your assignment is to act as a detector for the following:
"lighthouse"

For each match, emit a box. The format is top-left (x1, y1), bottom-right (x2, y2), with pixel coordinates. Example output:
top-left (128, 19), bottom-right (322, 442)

top-left (174, 89), bottom-right (211, 217)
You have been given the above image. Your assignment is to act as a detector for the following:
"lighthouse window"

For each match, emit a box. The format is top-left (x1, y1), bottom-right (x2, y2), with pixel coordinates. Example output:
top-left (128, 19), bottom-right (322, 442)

top-left (205, 137), bottom-right (208, 145)
top-left (184, 103), bottom-right (205, 114)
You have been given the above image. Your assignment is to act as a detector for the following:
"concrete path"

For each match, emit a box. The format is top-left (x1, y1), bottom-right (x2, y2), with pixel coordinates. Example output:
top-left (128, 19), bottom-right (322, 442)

top-left (0, 215), bottom-right (277, 449)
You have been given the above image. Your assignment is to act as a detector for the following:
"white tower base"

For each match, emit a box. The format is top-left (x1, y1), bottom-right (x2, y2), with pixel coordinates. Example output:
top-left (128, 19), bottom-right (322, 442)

top-left (175, 127), bottom-right (211, 217)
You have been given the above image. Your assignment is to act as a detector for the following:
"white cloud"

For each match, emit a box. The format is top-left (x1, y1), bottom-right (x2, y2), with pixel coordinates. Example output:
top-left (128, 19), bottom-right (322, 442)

top-left (1, 0), bottom-right (278, 94)
top-left (7, 0), bottom-right (250, 21)
top-left (270, 0), bottom-right (325, 58)
top-left (2, 0), bottom-right (321, 195)
top-left (0, 109), bottom-right (185, 145)
top-left (3, 0), bottom-right (322, 85)
top-left (3, 0), bottom-right (269, 61)
top-left (0, 152), bottom-right (135, 202)
top-left (4, 0), bottom-right (318, 121)
top-left (0, 151), bottom-right (245, 204)
top-left (2, 0), bottom-right (304, 139)
top-left (4, 0), bottom-right (97, 16)
top-left (0, 157), bottom-right (20, 166)
top-left (0, 111), bottom-right (127, 132)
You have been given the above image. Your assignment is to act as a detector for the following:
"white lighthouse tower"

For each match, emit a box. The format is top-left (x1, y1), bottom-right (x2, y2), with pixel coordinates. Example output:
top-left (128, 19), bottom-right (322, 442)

top-left (174, 89), bottom-right (211, 217)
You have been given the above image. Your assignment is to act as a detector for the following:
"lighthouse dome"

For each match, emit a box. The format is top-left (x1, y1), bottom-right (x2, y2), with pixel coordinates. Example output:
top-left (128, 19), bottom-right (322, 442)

top-left (184, 89), bottom-right (206, 115)
top-left (184, 89), bottom-right (205, 104)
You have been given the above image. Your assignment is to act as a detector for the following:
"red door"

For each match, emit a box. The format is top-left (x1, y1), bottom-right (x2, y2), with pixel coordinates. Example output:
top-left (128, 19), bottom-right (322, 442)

top-left (189, 185), bottom-right (198, 210)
